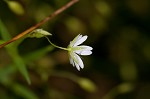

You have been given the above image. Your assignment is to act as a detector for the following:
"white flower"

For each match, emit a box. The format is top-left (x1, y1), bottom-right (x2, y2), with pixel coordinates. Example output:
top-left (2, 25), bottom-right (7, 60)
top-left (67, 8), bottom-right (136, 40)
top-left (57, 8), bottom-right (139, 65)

top-left (67, 34), bottom-right (93, 71)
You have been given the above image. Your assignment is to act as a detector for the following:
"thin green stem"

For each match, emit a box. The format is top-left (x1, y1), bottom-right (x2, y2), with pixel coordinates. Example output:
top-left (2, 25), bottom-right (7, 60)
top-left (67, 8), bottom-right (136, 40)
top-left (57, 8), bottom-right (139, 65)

top-left (45, 36), bottom-right (69, 51)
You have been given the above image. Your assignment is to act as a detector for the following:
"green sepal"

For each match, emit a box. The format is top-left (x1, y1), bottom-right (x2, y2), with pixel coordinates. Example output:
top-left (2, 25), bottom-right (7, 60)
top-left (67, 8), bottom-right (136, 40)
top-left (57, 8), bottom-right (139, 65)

top-left (28, 29), bottom-right (52, 38)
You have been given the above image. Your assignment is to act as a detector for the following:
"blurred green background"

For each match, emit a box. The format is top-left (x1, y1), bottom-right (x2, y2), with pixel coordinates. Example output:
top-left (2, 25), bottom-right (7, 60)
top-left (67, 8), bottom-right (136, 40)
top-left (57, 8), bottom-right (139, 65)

top-left (0, 0), bottom-right (150, 99)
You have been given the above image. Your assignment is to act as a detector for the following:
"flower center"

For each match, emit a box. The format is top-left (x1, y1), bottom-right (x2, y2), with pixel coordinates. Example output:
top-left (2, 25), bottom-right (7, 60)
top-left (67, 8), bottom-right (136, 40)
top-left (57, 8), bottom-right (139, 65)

top-left (67, 47), bottom-right (72, 52)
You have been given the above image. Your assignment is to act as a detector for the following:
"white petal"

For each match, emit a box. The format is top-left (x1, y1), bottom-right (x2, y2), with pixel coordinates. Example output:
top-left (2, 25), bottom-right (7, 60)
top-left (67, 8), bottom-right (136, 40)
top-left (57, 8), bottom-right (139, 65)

top-left (75, 34), bottom-right (83, 42)
top-left (75, 62), bottom-right (80, 71)
top-left (75, 50), bottom-right (92, 55)
top-left (74, 53), bottom-right (84, 69)
top-left (69, 34), bottom-right (82, 47)
top-left (80, 50), bottom-right (92, 55)
top-left (79, 45), bottom-right (93, 50)
top-left (73, 35), bottom-right (88, 47)
top-left (73, 45), bottom-right (93, 51)
top-left (72, 45), bottom-right (93, 56)
top-left (69, 57), bottom-right (75, 67)
top-left (70, 52), bottom-right (84, 70)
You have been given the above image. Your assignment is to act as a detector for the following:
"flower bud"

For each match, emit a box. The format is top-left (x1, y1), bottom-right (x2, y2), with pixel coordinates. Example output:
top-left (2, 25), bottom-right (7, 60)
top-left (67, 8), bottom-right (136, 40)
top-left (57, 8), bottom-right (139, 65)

top-left (28, 29), bottom-right (52, 38)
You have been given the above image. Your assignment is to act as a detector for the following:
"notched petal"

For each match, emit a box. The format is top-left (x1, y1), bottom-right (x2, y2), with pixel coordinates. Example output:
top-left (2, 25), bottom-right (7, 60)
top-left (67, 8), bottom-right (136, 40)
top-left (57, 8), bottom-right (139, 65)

top-left (69, 57), bottom-right (75, 67)
top-left (74, 45), bottom-right (93, 51)
top-left (70, 52), bottom-right (84, 70)
top-left (81, 50), bottom-right (92, 55)
top-left (75, 62), bottom-right (80, 71)
top-left (73, 35), bottom-right (88, 47)
top-left (74, 54), bottom-right (84, 69)
top-left (69, 34), bottom-right (82, 47)
top-left (79, 45), bottom-right (93, 50)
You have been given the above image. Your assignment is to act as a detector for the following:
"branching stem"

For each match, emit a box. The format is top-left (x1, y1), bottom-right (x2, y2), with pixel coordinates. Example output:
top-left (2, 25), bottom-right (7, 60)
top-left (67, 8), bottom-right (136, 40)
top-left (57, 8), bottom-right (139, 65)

top-left (0, 0), bottom-right (79, 48)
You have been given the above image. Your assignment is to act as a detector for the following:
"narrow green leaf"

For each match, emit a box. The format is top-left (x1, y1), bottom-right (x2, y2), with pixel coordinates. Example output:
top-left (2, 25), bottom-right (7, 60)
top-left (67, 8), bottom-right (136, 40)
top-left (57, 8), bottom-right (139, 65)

top-left (0, 19), bottom-right (12, 41)
top-left (7, 48), bottom-right (31, 84)
top-left (0, 19), bottom-right (30, 84)
top-left (14, 55), bottom-right (31, 84)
